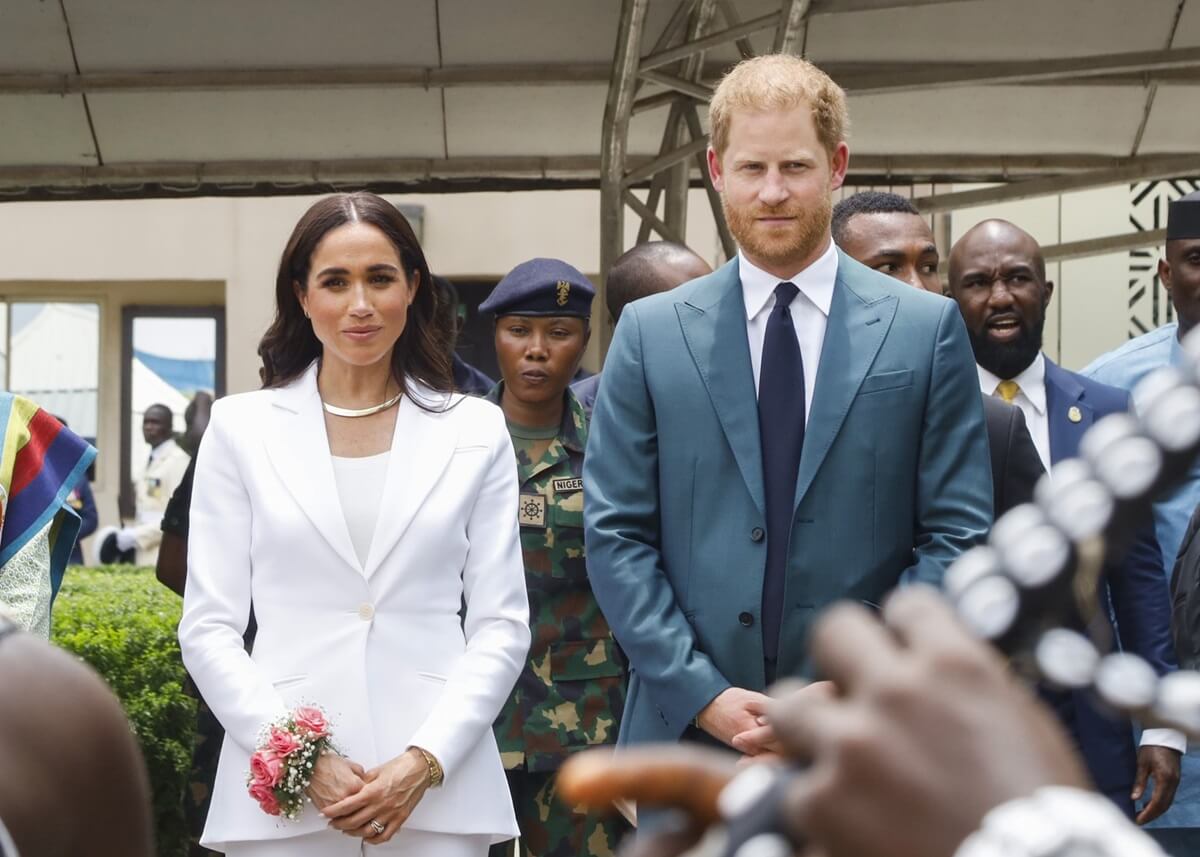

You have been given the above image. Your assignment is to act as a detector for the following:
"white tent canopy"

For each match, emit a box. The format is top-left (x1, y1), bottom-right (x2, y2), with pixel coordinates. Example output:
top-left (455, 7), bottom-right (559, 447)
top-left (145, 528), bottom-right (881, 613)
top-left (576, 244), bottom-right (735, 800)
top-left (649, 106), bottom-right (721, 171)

top-left (0, 0), bottom-right (1197, 200)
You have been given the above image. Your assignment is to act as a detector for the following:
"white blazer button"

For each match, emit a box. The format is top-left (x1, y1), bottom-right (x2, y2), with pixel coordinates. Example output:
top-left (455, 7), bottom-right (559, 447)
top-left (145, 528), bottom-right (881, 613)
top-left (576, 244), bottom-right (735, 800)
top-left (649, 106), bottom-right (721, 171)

top-left (358, 603), bottom-right (375, 621)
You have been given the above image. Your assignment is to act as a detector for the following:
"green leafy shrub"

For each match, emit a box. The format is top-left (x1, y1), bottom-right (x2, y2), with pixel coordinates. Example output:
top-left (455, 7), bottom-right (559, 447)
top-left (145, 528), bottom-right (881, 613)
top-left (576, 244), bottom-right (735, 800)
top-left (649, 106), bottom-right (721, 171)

top-left (52, 565), bottom-right (196, 857)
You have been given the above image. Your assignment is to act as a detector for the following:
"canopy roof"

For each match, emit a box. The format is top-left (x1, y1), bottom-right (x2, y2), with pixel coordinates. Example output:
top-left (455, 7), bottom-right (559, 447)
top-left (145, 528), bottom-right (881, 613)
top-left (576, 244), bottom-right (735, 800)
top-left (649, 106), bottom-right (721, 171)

top-left (0, 0), bottom-right (1197, 200)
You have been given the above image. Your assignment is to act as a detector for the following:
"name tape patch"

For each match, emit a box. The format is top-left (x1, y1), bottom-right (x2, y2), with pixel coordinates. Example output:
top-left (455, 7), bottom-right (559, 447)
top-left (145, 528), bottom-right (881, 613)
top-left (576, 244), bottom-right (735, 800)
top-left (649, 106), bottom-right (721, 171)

top-left (552, 477), bottom-right (584, 493)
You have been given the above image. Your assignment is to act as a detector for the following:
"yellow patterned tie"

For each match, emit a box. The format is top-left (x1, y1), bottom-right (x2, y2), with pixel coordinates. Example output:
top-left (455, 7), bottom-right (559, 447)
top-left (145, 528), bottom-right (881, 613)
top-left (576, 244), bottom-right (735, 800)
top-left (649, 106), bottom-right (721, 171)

top-left (994, 380), bottom-right (1020, 404)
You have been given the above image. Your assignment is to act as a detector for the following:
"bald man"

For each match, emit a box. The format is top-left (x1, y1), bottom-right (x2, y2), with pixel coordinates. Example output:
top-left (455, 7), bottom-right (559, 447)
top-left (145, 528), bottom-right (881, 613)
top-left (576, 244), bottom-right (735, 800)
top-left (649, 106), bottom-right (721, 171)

top-left (572, 242), bottom-right (712, 415)
top-left (833, 191), bottom-right (1043, 517)
top-left (947, 219), bottom-right (1182, 823)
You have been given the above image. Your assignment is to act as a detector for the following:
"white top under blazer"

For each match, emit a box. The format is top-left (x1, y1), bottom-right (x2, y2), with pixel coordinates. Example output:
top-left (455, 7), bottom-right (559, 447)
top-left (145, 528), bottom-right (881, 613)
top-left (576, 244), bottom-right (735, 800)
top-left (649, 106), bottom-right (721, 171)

top-left (178, 362), bottom-right (530, 850)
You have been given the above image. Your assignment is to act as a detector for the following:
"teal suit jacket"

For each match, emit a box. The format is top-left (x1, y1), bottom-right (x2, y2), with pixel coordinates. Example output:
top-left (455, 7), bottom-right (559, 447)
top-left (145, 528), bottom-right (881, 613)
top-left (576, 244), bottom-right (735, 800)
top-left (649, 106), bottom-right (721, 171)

top-left (583, 251), bottom-right (993, 746)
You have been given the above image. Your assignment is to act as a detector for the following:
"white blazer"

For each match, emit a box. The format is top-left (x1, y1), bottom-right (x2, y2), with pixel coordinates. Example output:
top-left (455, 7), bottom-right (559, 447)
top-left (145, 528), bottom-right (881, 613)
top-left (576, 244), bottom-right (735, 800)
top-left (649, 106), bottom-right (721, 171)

top-left (178, 363), bottom-right (530, 850)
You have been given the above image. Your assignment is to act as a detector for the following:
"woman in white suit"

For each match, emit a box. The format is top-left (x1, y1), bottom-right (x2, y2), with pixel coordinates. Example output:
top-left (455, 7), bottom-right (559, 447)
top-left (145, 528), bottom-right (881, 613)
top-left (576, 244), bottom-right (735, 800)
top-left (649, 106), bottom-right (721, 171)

top-left (178, 192), bottom-right (530, 856)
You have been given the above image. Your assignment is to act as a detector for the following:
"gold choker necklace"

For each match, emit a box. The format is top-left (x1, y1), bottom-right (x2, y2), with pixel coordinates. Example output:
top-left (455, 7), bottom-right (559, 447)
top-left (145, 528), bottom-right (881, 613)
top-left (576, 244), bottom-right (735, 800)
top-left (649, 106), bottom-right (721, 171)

top-left (321, 390), bottom-right (403, 418)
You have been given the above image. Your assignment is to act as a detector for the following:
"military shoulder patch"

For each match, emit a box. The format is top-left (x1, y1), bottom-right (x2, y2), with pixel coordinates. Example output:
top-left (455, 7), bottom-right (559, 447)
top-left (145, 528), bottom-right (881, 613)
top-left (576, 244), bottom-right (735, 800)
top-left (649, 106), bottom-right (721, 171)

top-left (518, 494), bottom-right (547, 527)
top-left (551, 477), bottom-right (583, 494)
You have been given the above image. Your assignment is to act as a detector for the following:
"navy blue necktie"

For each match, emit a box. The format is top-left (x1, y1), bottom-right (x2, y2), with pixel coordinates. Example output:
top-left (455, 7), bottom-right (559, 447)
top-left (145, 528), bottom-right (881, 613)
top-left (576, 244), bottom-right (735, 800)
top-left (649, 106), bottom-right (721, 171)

top-left (758, 282), bottom-right (805, 663)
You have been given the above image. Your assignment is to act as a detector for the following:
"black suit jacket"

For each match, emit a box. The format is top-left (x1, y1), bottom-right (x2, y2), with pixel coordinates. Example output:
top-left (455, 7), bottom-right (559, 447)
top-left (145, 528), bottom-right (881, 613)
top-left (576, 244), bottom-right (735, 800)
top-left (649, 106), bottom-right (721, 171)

top-left (982, 395), bottom-right (1044, 517)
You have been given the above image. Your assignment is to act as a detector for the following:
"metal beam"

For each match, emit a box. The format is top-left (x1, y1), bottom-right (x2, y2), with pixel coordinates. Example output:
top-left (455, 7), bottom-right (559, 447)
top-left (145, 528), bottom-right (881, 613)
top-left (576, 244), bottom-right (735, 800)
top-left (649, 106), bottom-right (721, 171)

top-left (2, 152), bottom-right (1196, 195)
top-left (807, 0), bottom-right (978, 10)
top-left (639, 69), bottom-right (714, 102)
top-left (623, 137), bottom-right (711, 185)
top-left (714, 0), bottom-right (760, 59)
top-left (4, 53), bottom-right (1197, 97)
top-left (773, 0), bottom-right (812, 54)
top-left (0, 63), bottom-right (615, 95)
top-left (1042, 229), bottom-right (1169, 263)
top-left (600, 0), bottom-right (650, 352)
top-left (623, 189), bottom-right (687, 244)
top-left (641, 11), bottom-right (778, 70)
top-left (846, 45), bottom-right (1200, 95)
top-left (914, 154), bottom-right (1200, 212)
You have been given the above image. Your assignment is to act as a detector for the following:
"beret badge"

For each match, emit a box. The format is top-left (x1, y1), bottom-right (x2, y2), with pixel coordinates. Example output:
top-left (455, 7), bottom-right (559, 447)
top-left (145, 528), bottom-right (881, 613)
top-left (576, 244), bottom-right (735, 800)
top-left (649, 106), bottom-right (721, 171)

top-left (556, 280), bottom-right (571, 306)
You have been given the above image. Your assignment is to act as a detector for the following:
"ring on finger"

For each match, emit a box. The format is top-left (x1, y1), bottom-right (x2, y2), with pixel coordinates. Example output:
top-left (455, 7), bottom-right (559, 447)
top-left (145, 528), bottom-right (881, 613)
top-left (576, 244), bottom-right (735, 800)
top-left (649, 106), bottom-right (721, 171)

top-left (369, 819), bottom-right (385, 836)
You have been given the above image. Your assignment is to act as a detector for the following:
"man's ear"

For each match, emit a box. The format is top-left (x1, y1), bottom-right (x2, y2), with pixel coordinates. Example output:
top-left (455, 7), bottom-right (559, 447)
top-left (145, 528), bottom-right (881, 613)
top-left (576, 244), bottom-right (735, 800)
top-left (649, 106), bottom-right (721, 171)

top-left (1160, 258), bottom-right (1173, 293)
top-left (1043, 279), bottom-right (1055, 310)
top-left (707, 146), bottom-right (725, 193)
top-left (829, 141), bottom-right (850, 191)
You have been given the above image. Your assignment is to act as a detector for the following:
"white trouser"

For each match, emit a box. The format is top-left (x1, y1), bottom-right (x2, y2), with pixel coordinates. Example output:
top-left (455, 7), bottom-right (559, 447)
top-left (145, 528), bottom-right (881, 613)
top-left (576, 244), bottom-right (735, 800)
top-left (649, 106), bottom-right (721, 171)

top-left (221, 829), bottom-right (494, 857)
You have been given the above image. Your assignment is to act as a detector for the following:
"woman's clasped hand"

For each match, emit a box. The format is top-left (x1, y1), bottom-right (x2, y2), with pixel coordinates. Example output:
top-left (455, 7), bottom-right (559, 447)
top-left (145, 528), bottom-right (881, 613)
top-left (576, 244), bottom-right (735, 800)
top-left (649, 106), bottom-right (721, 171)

top-left (316, 748), bottom-right (434, 844)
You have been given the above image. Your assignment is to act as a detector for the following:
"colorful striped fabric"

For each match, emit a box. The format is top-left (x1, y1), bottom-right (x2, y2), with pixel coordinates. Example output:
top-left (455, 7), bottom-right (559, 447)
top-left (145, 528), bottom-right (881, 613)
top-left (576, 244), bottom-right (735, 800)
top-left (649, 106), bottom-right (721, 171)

top-left (0, 393), bottom-right (96, 598)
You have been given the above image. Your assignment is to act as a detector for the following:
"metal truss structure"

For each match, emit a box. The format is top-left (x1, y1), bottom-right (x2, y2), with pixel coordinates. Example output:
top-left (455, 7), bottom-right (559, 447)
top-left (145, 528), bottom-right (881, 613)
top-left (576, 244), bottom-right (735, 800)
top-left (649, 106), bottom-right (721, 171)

top-left (596, 0), bottom-right (1198, 346)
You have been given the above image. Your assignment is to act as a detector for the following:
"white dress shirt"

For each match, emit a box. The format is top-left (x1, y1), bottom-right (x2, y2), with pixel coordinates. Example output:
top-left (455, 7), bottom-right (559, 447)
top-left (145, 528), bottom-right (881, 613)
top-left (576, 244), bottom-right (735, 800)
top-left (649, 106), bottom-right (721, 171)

top-left (977, 353), bottom-right (1185, 754)
top-left (978, 352), bottom-right (1051, 472)
top-left (740, 240), bottom-right (839, 423)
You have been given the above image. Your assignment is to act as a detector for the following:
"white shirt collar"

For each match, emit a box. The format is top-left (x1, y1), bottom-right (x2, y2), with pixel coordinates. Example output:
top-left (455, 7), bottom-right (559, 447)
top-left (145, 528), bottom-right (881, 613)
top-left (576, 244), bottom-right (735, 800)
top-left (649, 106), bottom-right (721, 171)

top-left (149, 437), bottom-right (178, 463)
top-left (977, 351), bottom-right (1047, 415)
top-left (740, 240), bottom-right (838, 322)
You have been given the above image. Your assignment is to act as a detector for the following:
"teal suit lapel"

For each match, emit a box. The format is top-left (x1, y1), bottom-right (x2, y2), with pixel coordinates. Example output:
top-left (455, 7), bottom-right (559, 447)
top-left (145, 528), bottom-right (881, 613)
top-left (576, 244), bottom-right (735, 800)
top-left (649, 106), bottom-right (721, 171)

top-left (678, 259), bottom-right (765, 516)
top-left (794, 253), bottom-right (897, 510)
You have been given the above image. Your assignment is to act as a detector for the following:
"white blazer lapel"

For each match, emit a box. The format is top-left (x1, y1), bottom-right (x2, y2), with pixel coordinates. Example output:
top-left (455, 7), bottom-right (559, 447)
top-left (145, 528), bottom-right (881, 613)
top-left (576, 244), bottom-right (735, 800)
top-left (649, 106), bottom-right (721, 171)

top-left (264, 363), bottom-right (363, 573)
top-left (363, 382), bottom-right (459, 578)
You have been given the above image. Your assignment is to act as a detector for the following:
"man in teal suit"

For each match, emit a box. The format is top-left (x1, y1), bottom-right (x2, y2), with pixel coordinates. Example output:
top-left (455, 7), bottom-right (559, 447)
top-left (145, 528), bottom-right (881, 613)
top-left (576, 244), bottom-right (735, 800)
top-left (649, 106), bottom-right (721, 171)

top-left (583, 54), bottom-right (992, 758)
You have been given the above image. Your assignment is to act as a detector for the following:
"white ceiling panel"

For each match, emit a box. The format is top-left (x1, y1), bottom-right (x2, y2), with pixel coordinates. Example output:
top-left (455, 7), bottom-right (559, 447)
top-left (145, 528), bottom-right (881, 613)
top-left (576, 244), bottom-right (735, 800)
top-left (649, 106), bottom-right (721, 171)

top-left (808, 0), bottom-right (1180, 62)
top-left (0, 95), bottom-right (96, 166)
top-left (846, 86), bottom-right (1147, 156)
top-left (64, 0), bottom-right (440, 70)
top-left (1134, 87), bottom-right (1200, 154)
top-left (445, 85), bottom-right (607, 157)
top-left (0, 1), bottom-right (75, 73)
top-left (89, 89), bottom-right (445, 161)
top-left (440, 0), bottom-right (619, 64)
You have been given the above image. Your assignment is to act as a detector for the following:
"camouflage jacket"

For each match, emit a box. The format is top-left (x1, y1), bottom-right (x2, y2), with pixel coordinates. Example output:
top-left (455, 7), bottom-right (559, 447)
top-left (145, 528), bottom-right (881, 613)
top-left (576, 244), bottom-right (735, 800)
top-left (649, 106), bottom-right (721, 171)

top-left (487, 384), bottom-right (627, 772)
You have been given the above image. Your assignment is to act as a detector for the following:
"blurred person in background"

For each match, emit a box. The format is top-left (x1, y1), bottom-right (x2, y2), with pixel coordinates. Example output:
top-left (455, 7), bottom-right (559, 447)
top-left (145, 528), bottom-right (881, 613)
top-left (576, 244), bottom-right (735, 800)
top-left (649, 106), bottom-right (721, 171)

top-left (100, 403), bottom-right (190, 566)
top-left (0, 394), bottom-right (95, 635)
top-left (571, 241), bottom-right (711, 416)
top-left (433, 275), bottom-right (494, 396)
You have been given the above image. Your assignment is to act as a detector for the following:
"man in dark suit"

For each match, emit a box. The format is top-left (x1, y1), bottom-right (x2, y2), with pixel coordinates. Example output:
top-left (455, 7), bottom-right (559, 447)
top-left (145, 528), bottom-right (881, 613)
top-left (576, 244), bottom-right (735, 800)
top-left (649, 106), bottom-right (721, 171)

top-left (584, 54), bottom-right (992, 767)
top-left (571, 241), bottom-right (711, 415)
top-left (832, 191), bottom-right (1044, 516)
top-left (947, 218), bottom-right (1183, 823)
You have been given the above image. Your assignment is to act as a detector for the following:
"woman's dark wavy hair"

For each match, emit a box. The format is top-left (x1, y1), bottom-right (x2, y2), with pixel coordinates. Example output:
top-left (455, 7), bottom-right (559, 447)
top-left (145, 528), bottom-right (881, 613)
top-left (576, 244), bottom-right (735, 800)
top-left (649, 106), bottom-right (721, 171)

top-left (257, 192), bottom-right (454, 408)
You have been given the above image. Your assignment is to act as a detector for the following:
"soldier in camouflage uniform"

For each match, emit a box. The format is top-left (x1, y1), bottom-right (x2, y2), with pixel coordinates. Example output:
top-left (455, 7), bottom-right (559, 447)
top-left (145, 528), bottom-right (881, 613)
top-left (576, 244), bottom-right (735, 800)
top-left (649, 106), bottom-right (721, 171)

top-left (480, 259), bottom-right (630, 857)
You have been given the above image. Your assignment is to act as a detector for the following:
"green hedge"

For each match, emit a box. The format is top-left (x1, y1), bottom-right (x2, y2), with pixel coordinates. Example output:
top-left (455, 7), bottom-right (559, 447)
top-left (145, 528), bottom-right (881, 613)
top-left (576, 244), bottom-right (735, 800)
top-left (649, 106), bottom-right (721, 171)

top-left (52, 565), bottom-right (196, 857)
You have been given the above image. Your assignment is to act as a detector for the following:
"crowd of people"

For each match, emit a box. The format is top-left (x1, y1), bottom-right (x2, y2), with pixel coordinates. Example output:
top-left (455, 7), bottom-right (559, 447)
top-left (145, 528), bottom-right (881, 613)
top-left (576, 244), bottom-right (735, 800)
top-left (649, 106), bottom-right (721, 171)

top-left (2, 51), bottom-right (1200, 857)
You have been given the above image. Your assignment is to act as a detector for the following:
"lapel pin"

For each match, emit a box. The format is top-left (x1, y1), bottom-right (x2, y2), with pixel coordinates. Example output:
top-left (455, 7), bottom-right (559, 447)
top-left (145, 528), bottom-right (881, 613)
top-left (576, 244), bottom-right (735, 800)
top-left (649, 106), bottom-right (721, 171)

top-left (1068, 406), bottom-right (1082, 424)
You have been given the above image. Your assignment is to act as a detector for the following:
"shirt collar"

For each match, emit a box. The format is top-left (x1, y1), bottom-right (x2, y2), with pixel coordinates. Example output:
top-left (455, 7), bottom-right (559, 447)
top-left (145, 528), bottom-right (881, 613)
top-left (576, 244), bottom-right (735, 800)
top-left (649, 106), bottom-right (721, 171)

top-left (977, 352), bottom-right (1047, 415)
top-left (740, 240), bottom-right (839, 322)
top-left (149, 438), bottom-right (176, 460)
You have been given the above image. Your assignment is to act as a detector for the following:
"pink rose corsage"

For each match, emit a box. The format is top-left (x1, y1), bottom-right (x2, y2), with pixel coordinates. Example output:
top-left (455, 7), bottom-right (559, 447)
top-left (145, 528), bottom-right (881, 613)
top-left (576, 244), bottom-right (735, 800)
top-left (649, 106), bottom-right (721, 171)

top-left (246, 705), bottom-right (335, 819)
